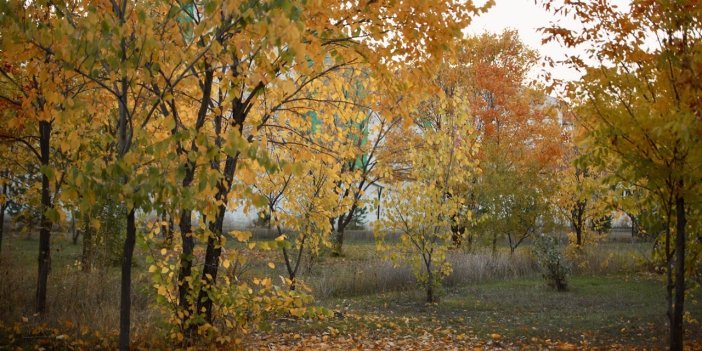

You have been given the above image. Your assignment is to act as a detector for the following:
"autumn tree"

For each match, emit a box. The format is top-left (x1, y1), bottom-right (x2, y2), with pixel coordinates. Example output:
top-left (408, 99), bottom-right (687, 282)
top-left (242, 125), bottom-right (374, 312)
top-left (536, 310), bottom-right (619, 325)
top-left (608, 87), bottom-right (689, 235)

top-left (554, 142), bottom-right (611, 247)
top-left (3, 1), bottom-right (209, 347)
top-left (448, 31), bottom-right (566, 254)
top-left (2, 0), bottom-right (491, 347)
top-left (153, 0), bottom-right (491, 333)
top-left (376, 81), bottom-right (479, 303)
top-left (540, 1), bottom-right (702, 349)
top-left (0, 9), bottom-right (90, 313)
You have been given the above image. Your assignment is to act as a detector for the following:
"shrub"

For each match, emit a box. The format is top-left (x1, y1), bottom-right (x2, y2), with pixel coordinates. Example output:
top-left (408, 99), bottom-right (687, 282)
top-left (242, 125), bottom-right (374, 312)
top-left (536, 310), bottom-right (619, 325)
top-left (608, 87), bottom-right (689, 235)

top-left (532, 235), bottom-right (570, 291)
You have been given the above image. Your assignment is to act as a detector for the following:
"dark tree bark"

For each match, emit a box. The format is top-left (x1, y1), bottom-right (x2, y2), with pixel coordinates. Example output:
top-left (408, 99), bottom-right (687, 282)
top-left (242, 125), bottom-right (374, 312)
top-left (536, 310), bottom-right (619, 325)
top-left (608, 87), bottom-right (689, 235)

top-left (332, 206), bottom-right (355, 257)
top-left (423, 252), bottom-right (436, 303)
top-left (167, 63), bottom-right (212, 327)
top-left (331, 191), bottom-right (358, 257)
top-left (572, 200), bottom-right (586, 246)
top-left (81, 214), bottom-right (94, 272)
top-left (0, 202), bottom-right (4, 255)
top-left (197, 109), bottom-right (238, 324)
top-left (670, 191), bottom-right (686, 351)
top-left (177, 209), bottom-right (194, 312)
top-left (36, 120), bottom-right (52, 314)
top-left (0, 169), bottom-right (8, 256)
top-left (116, 31), bottom-right (133, 347)
top-left (0, 203), bottom-right (5, 257)
top-left (119, 209), bottom-right (136, 351)
top-left (281, 226), bottom-right (306, 291)
top-left (71, 211), bottom-right (79, 245)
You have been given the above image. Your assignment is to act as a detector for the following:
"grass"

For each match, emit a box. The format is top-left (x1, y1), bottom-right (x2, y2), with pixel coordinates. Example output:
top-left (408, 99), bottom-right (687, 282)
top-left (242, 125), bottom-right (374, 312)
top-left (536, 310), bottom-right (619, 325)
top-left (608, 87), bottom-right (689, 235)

top-left (290, 274), bottom-right (701, 348)
top-left (0, 231), bottom-right (697, 349)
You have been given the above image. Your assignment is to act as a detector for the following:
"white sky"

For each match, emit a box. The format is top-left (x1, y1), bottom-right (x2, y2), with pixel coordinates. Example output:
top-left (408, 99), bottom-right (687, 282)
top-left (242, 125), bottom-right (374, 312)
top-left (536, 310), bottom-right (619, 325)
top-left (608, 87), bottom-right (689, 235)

top-left (464, 0), bottom-right (632, 88)
top-left (464, 0), bottom-right (582, 84)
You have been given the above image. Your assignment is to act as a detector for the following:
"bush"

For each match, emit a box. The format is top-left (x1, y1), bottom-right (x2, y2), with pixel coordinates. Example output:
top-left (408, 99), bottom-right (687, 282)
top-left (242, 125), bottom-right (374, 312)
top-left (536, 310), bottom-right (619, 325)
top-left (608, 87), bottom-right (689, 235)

top-left (532, 235), bottom-right (570, 291)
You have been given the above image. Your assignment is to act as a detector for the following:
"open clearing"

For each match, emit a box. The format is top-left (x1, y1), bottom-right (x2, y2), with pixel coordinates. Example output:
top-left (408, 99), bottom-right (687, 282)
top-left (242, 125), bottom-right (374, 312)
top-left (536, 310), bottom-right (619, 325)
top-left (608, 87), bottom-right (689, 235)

top-left (1, 235), bottom-right (700, 350)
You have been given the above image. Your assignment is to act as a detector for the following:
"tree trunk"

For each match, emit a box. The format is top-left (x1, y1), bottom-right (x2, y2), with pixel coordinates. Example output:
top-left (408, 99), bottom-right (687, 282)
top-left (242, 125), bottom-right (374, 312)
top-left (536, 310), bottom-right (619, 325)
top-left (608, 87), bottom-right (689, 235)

top-left (116, 44), bottom-right (133, 348)
top-left (177, 209), bottom-right (194, 314)
top-left (282, 231), bottom-right (306, 291)
top-left (174, 61), bottom-right (212, 325)
top-left (0, 203), bottom-right (5, 256)
top-left (572, 200), bottom-right (585, 246)
top-left (36, 120), bottom-right (52, 314)
top-left (197, 206), bottom-right (225, 323)
top-left (1, 170), bottom-right (7, 255)
top-left (81, 213), bottom-right (94, 272)
top-left (574, 221), bottom-right (583, 246)
top-left (119, 209), bottom-right (136, 351)
top-left (71, 214), bottom-right (77, 245)
top-left (332, 227), bottom-right (345, 257)
top-left (491, 233), bottom-right (497, 256)
top-left (425, 255), bottom-right (435, 303)
top-left (670, 193), bottom-right (686, 351)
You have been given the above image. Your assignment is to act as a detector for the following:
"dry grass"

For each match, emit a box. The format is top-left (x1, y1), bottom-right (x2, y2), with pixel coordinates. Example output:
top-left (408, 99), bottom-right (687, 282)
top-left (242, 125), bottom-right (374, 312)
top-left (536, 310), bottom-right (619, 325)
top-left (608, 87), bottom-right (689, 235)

top-left (0, 237), bottom-right (162, 343)
top-left (0, 233), bottom-right (653, 347)
top-left (445, 249), bottom-right (539, 286)
top-left (301, 241), bottom-right (650, 300)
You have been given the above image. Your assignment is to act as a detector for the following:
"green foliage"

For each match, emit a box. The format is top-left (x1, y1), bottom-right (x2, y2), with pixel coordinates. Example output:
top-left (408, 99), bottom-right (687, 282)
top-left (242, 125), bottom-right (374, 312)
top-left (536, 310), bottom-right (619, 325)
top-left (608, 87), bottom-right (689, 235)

top-left (143, 224), bottom-right (321, 345)
top-left (532, 235), bottom-right (570, 292)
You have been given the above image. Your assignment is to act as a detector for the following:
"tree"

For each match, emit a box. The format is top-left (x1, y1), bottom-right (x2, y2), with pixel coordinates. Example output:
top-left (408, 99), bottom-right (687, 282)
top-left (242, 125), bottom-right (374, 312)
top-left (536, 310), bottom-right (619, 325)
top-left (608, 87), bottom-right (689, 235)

top-left (540, 1), bottom-right (702, 349)
top-left (450, 31), bottom-right (566, 254)
top-left (0, 13), bottom-right (87, 313)
top-left (376, 83), bottom-right (478, 303)
top-left (1, 0), bottom-right (492, 347)
top-left (553, 127), bottom-right (611, 247)
top-left (7, 1), bottom-right (201, 347)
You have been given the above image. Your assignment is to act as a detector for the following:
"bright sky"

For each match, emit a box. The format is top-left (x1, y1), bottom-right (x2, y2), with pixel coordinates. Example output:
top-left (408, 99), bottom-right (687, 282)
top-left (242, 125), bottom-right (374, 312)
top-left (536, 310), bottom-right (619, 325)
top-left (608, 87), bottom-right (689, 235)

top-left (464, 0), bottom-right (581, 83)
top-left (465, 0), bottom-right (632, 86)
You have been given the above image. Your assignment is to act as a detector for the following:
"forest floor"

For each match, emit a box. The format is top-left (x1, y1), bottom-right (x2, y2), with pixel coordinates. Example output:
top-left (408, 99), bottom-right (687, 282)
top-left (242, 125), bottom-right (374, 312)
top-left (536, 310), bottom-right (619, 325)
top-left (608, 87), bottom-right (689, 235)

top-left (252, 274), bottom-right (702, 350)
top-left (1, 233), bottom-right (701, 350)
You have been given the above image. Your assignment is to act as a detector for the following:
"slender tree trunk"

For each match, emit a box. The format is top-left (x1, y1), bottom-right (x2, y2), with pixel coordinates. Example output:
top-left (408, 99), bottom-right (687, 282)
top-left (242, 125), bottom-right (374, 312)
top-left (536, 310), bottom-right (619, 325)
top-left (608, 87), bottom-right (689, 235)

top-left (116, 35), bottom-right (132, 348)
top-left (332, 203), bottom-right (360, 256)
top-left (491, 233), bottom-right (497, 256)
top-left (119, 209), bottom-right (136, 351)
top-left (36, 120), bottom-right (52, 314)
top-left (332, 226), bottom-right (345, 257)
top-left (177, 209), bottom-right (194, 313)
top-left (507, 233), bottom-right (515, 255)
top-left (81, 215), bottom-right (93, 272)
top-left (71, 212), bottom-right (78, 245)
top-left (0, 203), bottom-right (5, 256)
top-left (198, 206), bottom-right (225, 323)
top-left (670, 192), bottom-right (686, 351)
top-left (282, 231), bottom-right (306, 291)
top-left (664, 206), bottom-right (674, 345)
top-left (1, 170), bottom-right (7, 255)
top-left (575, 220), bottom-right (583, 246)
top-left (424, 254), bottom-right (435, 303)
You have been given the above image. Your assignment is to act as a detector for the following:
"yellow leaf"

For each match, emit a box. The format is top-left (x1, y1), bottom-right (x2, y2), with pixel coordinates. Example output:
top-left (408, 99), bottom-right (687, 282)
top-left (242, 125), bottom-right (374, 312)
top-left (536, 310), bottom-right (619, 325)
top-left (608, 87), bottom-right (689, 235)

top-left (148, 265), bottom-right (157, 273)
top-left (267, 262), bottom-right (276, 269)
top-left (290, 308), bottom-right (306, 317)
top-left (231, 230), bottom-right (252, 242)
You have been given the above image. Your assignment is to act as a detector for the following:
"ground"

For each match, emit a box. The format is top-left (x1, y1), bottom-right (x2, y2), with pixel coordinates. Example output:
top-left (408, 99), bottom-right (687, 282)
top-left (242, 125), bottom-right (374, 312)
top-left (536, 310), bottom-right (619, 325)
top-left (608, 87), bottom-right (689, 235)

top-left (1, 233), bottom-right (701, 350)
top-left (250, 275), bottom-right (702, 350)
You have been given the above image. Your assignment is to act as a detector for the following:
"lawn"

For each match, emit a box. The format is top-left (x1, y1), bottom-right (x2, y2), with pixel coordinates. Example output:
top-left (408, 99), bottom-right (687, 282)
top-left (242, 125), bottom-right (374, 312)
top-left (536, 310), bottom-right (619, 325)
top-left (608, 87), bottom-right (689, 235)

top-left (1, 233), bottom-right (700, 350)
